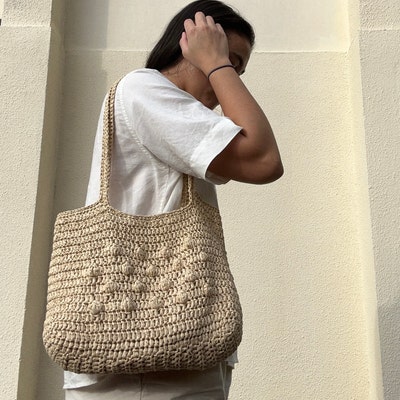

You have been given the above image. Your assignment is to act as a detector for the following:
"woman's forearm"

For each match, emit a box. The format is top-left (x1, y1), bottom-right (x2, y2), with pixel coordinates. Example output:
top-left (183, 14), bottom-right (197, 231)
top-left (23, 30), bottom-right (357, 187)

top-left (208, 67), bottom-right (283, 183)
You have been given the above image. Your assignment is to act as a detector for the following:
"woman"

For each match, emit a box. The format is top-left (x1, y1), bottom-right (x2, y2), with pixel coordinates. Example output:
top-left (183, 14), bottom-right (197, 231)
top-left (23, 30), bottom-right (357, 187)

top-left (64, 1), bottom-right (283, 399)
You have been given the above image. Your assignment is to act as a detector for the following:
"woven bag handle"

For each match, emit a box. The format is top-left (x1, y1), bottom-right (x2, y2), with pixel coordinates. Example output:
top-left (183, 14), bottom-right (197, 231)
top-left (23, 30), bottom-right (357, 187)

top-left (99, 81), bottom-right (118, 202)
top-left (99, 80), bottom-right (194, 206)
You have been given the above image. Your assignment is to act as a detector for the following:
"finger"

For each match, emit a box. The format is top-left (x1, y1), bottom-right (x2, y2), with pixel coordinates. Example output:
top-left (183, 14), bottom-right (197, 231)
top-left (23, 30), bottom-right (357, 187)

top-left (183, 18), bottom-right (195, 32)
top-left (194, 11), bottom-right (207, 25)
top-left (216, 23), bottom-right (225, 34)
top-left (179, 32), bottom-right (188, 54)
top-left (206, 15), bottom-right (216, 26)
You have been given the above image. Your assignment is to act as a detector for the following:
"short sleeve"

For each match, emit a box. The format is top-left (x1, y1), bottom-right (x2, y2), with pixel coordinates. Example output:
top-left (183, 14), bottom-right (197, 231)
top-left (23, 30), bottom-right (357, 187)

top-left (119, 69), bottom-right (242, 183)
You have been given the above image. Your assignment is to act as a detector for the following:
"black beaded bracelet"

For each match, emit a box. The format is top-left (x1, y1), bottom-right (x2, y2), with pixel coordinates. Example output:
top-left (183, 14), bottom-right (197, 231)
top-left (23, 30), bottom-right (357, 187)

top-left (207, 64), bottom-right (235, 80)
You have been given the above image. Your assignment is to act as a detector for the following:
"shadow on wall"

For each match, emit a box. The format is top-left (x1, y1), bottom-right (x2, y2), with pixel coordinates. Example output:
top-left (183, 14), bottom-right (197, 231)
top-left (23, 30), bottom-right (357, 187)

top-left (379, 298), bottom-right (400, 399)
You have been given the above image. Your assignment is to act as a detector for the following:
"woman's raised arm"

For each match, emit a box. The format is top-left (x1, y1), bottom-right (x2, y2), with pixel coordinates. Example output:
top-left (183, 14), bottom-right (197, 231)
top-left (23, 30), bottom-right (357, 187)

top-left (180, 12), bottom-right (283, 184)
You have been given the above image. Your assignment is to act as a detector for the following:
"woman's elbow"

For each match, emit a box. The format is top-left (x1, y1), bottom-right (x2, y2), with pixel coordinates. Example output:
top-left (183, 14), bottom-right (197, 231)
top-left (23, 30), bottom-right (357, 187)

top-left (268, 159), bottom-right (284, 182)
top-left (252, 155), bottom-right (284, 184)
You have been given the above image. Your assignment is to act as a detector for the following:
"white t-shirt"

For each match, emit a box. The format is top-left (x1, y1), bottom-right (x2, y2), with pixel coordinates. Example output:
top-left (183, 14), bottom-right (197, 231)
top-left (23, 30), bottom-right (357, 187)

top-left (63, 69), bottom-right (242, 389)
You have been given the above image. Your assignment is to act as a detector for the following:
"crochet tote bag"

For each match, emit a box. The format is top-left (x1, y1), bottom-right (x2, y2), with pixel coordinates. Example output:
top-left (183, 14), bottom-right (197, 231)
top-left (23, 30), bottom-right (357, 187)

top-left (42, 81), bottom-right (243, 374)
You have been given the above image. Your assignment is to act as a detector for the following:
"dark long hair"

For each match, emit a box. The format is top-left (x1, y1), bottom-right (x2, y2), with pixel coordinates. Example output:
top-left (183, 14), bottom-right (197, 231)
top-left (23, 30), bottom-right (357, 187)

top-left (146, 0), bottom-right (255, 71)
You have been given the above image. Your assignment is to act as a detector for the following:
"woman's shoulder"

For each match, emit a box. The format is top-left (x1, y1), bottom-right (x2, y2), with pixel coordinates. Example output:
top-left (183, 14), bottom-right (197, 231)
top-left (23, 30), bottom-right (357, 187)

top-left (122, 68), bottom-right (173, 89)
top-left (119, 68), bottom-right (195, 104)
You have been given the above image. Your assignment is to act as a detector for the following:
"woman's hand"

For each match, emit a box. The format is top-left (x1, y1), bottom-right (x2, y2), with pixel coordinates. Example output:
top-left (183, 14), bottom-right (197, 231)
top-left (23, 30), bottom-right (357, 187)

top-left (179, 12), bottom-right (231, 76)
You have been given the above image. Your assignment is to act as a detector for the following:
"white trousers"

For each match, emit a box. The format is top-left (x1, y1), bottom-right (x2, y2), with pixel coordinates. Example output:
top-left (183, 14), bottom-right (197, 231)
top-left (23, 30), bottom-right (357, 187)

top-left (65, 363), bottom-right (232, 400)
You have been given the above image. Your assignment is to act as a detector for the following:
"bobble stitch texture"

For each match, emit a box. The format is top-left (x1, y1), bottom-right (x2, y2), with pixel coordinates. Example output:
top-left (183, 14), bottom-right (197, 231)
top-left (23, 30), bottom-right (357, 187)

top-left (122, 261), bottom-right (134, 276)
top-left (104, 281), bottom-right (119, 293)
top-left (173, 258), bottom-right (184, 270)
top-left (160, 246), bottom-right (173, 259)
top-left (184, 237), bottom-right (195, 249)
top-left (149, 297), bottom-right (163, 310)
top-left (109, 244), bottom-right (122, 256)
top-left (122, 298), bottom-right (136, 312)
top-left (146, 265), bottom-right (159, 277)
top-left (199, 252), bottom-right (208, 262)
top-left (89, 301), bottom-right (104, 315)
top-left (176, 291), bottom-right (189, 304)
top-left (136, 247), bottom-right (147, 260)
top-left (185, 270), bottom-right (198, 282)
top-left (133, 280), bottom-right (146, 293)
top-left (160, 278), bottom-right (173, 290)
top-left (87, 264), bottom-right (102, 277)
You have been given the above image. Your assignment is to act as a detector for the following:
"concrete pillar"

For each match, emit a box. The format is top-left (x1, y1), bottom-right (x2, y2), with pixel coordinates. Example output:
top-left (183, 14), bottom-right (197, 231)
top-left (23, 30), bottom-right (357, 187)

top-left (0, 0), bottom-right (64, 399)
top-left (358, 0), bottom-right (400, 398)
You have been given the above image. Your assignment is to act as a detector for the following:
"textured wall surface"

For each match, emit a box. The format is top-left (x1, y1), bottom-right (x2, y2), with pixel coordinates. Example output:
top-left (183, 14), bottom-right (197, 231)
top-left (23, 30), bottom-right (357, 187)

top-left (359, 0), bottom-right (400, 397)
top-left (3, 0), bottom-right (398, 399)
top-left (64, 0), bottom-right (349, 52)
top-left (360, 0), bottom-right (400, 29)
top-left (220, 50), bottom-right (370, 399)
top-left (0, 25), bottom-right (51, 400)
top-left (0, 1), bottom-right (65, 399)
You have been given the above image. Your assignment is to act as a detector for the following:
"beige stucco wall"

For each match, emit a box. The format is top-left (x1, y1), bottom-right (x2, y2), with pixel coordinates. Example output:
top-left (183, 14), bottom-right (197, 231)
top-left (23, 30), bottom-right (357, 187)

top-left (65, 0), bottom-right (350, 52)
top-left (1, 0), bottom-right (399, 399)
top-left (346, 0), bottom-right (383, 397)
top-left (358, 0), bottom-right (400, 398)
top-left (0, 1), bottom-right (64, 399)
top-left (0, 25), bottom-right (49, 398)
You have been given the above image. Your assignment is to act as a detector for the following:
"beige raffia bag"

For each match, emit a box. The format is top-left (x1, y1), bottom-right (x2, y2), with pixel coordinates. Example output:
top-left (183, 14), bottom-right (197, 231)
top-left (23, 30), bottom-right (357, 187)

top-left (42, 81), bottom-right (242, 374)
